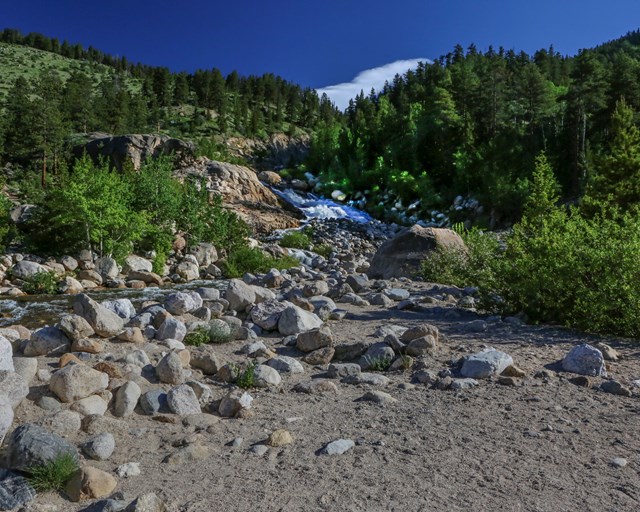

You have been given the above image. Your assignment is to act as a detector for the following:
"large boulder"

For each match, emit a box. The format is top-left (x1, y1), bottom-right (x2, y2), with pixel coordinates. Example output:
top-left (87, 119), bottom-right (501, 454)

top-left (562, 344), bottom-right (607, 377)
top-left (250, 300), bottom-right (288, 331)
top-left (164, 292), bottom-right (201, 316)
top-left (49, 364), bottom-right (109, 403)
top-left (23, 326), bottom-right (70, 356)
top-left (101, 299), bottom-right (136, 320)
top-left (225, 279), bottom-right (256, 312)
top-left (6, 423), bottom-right (78, 472)
top-left (278, 303), bottom-right (323, 335)
top-left (367, 225), bottom-right (466, 279)
top-left (123, 255), bottom-right (153, 273)
top-left (461, 348), bottom-right (513, 379)
top-left (95, 257), bottom-right (119, 279)
top-left (0, 335), bottom-right (14, 372)
top-left (0, 371), bottom-right (28, 409)
top-left (10, 260), bottom-right (48, 279)
top-left (190, 243), bottom-right (218, 267)
top-left (73, 294), bottom-right (124, 337)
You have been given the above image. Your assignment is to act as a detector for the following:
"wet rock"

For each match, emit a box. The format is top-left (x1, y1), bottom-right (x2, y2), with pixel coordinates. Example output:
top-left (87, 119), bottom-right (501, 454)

top-left (562, 344), bottom-right (607, 377)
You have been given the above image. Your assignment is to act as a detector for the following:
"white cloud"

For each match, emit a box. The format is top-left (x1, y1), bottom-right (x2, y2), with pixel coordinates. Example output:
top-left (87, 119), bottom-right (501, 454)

top-left (316, 58), bottom-right (432, 110)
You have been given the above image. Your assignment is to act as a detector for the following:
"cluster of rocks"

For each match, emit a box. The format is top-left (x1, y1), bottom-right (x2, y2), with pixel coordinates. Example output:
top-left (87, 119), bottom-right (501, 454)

top-left (0, 223), bottom-right (636, 510)
top-left (0, 241), bottom-right (222, 297)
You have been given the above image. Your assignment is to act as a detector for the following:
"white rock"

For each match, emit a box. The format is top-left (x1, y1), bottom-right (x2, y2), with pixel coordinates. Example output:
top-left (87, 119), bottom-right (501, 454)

top-left (225, 279), bottom-right (256, 311)
top-left (114, 381), bottom-right (141, 417)
top-left (167, 384), bottom-right (201, 415)
top-left (81, 432), bottom-right (115, 461)
top-left (71, 395), bottom-right (109, 416)
top-left (562, 344), bottom-right (607, 377)
top-left (0, 371), bottom-right (28, 409)
top-left (460, 348), bottom-right (514, 379)
top-left (12, 357), bottom-right (38, 383)
top-left (0, 335), bottom-right (14, 372)
top-left (278, 303), bottom-right (323, 335)
top-left (101, 299), bottom-right (136, 320)
top-left (0, 394), bottom-right (14, 443)
top-left (322, 439), bottom-right (354, 455)
top-left (253, 365), bottom-right (282, 388)
top-left (115, 461), bottom-right (141, 477)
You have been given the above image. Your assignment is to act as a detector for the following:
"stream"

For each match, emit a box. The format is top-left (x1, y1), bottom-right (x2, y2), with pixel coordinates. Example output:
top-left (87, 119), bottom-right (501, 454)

top-left (1, 188), bottom-right (376, 330)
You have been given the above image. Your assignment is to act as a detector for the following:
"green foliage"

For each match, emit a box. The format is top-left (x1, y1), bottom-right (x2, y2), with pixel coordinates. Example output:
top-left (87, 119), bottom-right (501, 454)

top-left (279, 230), bottom-right (311, 250)
top-left (20, 270), bottom-right (60, 295)
top-left (27, 452), bottom-right (79, 492)
top-left (209, 322), bottom-right (233, 344)
top-left (183, 326), bottom-right (210, 347)
top-left (421, 228), bottom-right (501, 301)
top-left (364, 355), bottom-right (393, 372)
top-left (583, 98), bottom-right (640, 215)
top-left (0, 192), bottom-right (14, 252)
top-left (233, 361), bottom-right (257, 389)
top-left (221, 247), bottom-right (299, 278)
top-left (313, 243), bottom-right (333, 259)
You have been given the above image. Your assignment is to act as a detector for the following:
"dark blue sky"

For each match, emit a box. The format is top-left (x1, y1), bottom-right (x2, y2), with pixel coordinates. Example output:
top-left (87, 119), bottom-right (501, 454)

top-left (3, 0), bottom-right (640, 89)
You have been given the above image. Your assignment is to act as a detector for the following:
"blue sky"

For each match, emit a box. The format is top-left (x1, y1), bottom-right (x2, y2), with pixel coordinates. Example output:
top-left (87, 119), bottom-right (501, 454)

top-left (4, 0), bottom-right (640, 107)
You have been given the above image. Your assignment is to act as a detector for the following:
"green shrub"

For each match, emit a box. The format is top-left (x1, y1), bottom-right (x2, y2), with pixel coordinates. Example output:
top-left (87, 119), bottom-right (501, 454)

top-left (27, 452), bottom-right (79, 492)
top-left (183, 326), bottom-right (210, 347)
top-left (221, 247), bottom-right (299, 278)
top-left (20, 270), bottom-right (60, 295)
top-left (313, 243), bottom-right (333, 259)
top-left (280, 231), bottom-right (311, 250)
top-left (233, 361), bottom-right (256, 389)
top-left (210, 322), bottom-right (233, 344)
top-left (365, 355), bottom-right (393, 372)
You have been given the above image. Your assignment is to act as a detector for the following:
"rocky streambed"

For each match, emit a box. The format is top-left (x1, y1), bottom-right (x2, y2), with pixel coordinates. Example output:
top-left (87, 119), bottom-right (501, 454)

top-left (0, 215), bottom-right (639, 511)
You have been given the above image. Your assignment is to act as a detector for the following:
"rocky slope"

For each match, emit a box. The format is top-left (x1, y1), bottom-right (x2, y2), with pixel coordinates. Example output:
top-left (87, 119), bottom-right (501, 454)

top-left (0, 224), bottom-right (639, 511)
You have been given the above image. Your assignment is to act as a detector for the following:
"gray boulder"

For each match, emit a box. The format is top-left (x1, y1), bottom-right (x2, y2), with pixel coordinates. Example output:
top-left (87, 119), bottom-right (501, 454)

top-left (73, 294), bottom-right (125, 337)
top-left (156, 317), bottom-right (187, 342)
top-left (49, 364), bottom-right (109, 403)
top-left (278, 303), bottom-right (323, 335)
top-left (80, 432), bottom-right (116, 461)
top-left (460, 348), bottom-right (514, 379)
top-left (562, 344), bottom-right (607, 377)
top-left (58, 314), bottom-right (95, 341)
top-left (6, 423), bottom-right (78, 472)
top-left (0, 335), bottom-right (14, 372)
top-left (296, 326), bottom-right (333, 352)
top-left (190, 242), bottom-right (218, 266)
top-left (0, 371), bottom-right (29, 409)
top-left (250, 300), bottom-right (288, 331)
top-left (23, 326), bottom-right (70, 356)
top-left (10, 260), bottom-right (48, 279)
top-left (123, 255), bottom-right (153, 273)
top-left (253, 365), bottom-right (282, 387)
top-left (225, 279), bottom-right (256, 311)
top-left (167, 384), bottom-right (201, 415)
top-left (101, 299), bottom-right (136, 320)
top-left (0, 469), bottom-right (37, 510)
top-left (156, 352), bottom-right (184, 384)
top-left (164, 291), bottom-right (201, 316)
top-left (113, 381), bottom-right (141, 417)
top-left (95, 256), bottom-right (119, 278)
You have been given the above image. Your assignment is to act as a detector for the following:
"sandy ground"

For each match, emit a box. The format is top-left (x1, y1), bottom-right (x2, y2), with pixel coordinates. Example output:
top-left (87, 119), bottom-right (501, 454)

top-left (7, 281), bottom-right (640, 512)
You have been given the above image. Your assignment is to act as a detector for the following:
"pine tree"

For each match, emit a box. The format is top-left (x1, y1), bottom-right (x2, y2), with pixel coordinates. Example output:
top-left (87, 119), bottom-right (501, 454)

top-left (583, 99), bottom-right (640, 213)
top-left (523, 152), bottom-right (561, 222)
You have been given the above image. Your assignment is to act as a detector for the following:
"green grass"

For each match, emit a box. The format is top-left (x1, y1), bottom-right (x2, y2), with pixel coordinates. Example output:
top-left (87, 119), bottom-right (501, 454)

top-left (280, 231), bottom-right (312, 250)
top-left (221, 246), bottom-right (299, 278)
top-left (313, 243), bottom-right (333, 258)
top-left (27, 452), bottom-right (79, 492)
top-left (364, 355), bottom-right (393, 372)
top-left (0, 43), bottom-right (141, 102)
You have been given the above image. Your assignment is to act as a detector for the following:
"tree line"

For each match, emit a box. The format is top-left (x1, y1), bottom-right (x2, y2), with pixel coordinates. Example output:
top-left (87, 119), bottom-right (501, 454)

top-left (0, 28), bottom-right (339, 177)
top-left (308, 30), bottom-right (640, 227)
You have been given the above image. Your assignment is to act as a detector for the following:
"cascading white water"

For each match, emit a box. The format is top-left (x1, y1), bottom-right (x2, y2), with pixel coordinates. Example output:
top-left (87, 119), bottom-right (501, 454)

top-left (274, 188), bottom-right (372, 223)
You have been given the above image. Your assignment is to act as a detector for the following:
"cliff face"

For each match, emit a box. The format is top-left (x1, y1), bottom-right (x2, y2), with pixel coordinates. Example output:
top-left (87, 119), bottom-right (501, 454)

top-left (224, 133), bottom-right (310, 169)
top-left (177, 158), bottom-right (302, 234)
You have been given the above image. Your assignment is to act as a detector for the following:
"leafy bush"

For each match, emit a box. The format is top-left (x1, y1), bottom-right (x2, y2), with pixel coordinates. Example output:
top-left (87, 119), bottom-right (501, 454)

top-left (280, 230), bottom-right (311, 250)
top-left (221, 247), bottom-right (299, 278)
top-left (0, 193), bottom-right (14, 252)
top-left (183, 326), bottom-right (210, 347)
top-left (209, 321), bottom-right (233, 344)
top-left (233, 361), bottom-right (257, 389)
top-left (20, 270), bottom-right (59, 295)
top-left (27, 452), bottom-right (78, 492)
